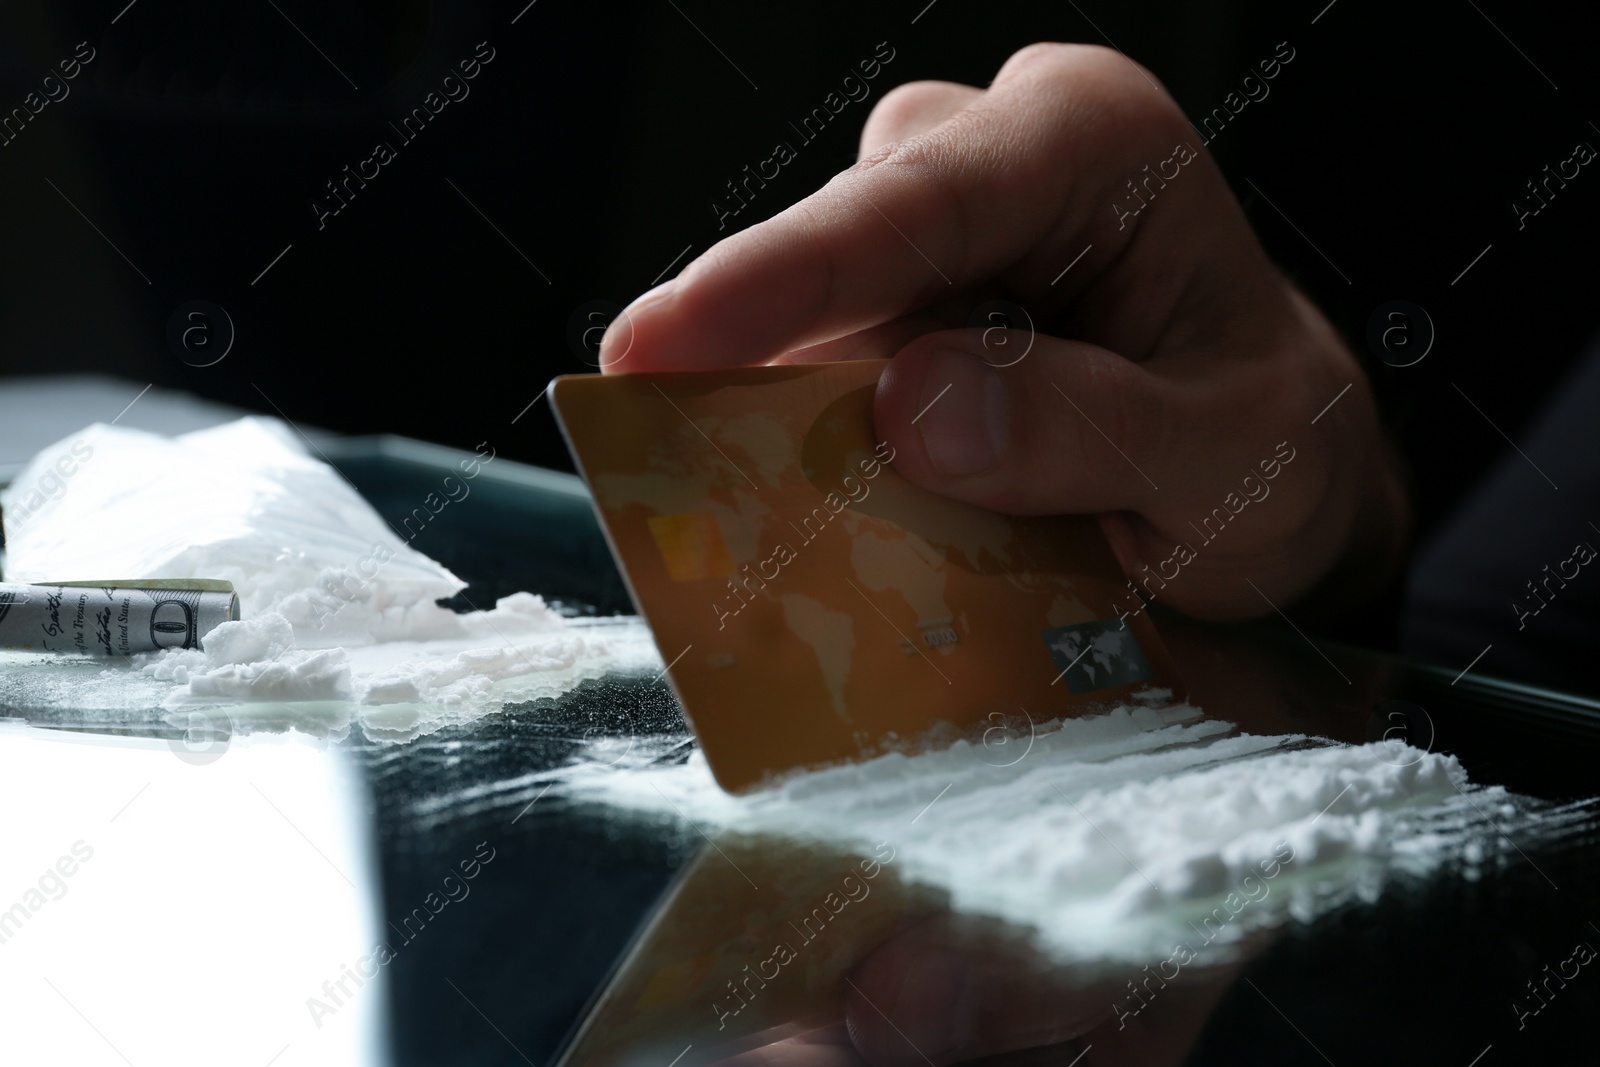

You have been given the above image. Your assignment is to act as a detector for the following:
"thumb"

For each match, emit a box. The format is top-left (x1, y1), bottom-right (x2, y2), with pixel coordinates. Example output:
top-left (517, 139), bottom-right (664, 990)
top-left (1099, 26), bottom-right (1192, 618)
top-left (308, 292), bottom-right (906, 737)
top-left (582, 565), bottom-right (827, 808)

top-left (873, 328), bottom-right (1174, 517)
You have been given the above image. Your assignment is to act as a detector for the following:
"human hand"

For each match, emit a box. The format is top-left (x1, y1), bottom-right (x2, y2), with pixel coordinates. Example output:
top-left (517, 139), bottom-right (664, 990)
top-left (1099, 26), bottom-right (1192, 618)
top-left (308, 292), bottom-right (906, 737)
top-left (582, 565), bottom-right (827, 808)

top-left (600, 43), bottom-right (1407, 619)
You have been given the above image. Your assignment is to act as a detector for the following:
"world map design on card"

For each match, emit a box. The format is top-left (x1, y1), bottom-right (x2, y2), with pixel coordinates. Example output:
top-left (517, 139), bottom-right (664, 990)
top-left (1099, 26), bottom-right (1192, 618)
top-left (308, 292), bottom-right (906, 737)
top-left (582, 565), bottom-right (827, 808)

top-left (551, 359), bottom-right (1183, 793)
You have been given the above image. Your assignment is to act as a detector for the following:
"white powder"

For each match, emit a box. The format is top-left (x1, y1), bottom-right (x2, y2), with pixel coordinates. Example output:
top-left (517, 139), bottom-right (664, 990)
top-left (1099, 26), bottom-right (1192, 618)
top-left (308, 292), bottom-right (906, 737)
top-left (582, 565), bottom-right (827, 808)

top-left (0, 418), bottom-right (659, 743)
top-left (541, 705), bottom-right (1530, 962)
top-left (136, 592), bottom-right (637, 708)
top-left (2, 418), bottom-right (472, 647)
top-left (0, 418), bottom-right (1550, 959)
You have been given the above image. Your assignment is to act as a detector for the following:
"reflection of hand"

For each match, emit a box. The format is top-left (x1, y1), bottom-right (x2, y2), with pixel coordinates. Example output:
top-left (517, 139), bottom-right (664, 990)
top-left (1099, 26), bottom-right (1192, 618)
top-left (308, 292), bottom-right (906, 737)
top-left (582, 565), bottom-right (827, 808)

top-left (842, 915), bottom-right (1239, 1067)
top-left (710, 914), bottom-right (1243, 1067)
top-left (706, 1022), bottom-right (866, 1067)
top-left (602, 43), bottom-right (1407, 620)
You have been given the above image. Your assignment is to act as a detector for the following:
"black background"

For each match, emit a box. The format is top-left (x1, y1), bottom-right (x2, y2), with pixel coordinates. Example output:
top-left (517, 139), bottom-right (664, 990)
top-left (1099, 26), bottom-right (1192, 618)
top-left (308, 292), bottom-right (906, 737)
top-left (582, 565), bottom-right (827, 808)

top-left (1, 0), bottom-right (1597, 635)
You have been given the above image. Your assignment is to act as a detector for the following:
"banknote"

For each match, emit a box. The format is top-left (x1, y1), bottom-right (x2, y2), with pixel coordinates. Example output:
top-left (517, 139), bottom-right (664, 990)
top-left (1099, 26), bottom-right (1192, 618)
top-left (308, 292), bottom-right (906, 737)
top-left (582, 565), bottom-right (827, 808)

top-left (0, 580), bottom-right (239, 656)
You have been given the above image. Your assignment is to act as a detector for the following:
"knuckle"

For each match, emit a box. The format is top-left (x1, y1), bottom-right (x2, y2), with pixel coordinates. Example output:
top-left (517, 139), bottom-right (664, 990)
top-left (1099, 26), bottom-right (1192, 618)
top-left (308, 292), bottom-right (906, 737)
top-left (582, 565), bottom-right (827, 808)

top-left (860, 80), bottom-right (981, 159)
top-left (785, 201), bottom-right (847, 342)
top-left (868, 80), bottom-right (954, 129)
top-left (840, 129), bottom-right (975, 289)
top-left (999, 42), bottom-right (1183, 137)
top-left (999, 42), bottom-right (1141, 90)
top-left (875, 128), bottom-right (953, 171)
top-left (1000, 41), bottom-right (1079, 76)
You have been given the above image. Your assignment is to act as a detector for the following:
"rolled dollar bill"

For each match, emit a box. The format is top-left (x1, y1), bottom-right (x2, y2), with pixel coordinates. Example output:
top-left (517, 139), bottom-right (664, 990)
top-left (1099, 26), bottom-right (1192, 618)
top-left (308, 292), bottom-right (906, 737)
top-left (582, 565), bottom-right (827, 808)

top-left (0, 579), bottom-right (239, 656)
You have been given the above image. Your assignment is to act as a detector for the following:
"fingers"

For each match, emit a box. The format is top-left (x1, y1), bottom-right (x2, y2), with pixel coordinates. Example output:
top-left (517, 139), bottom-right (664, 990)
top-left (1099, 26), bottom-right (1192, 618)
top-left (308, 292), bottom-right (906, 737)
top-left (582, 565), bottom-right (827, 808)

top-left (857, 81), bottom-right (982, 158)
top-left (870, 323), bottom-right (1346, 619)
top-left (600, 43), bottom-right (1195, 372)
top-left (770, 284), bottom-right (1007, 365)
top-left (872, 329), bottom-right (1178, 516)
top-left (771, 313), bottom-right (952, 365)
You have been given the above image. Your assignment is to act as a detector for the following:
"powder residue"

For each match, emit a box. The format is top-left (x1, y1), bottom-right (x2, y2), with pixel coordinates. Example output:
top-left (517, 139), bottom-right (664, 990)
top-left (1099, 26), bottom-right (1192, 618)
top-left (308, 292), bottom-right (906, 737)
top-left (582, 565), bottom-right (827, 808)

top-left (0, 417), bottom-right (1553, 960)
top-left (2, 418), bottom-right (475, 647)
top-left (0, 418), bottom-right (659, 743)
top-left (537, 705), bottom-right (1530, 962)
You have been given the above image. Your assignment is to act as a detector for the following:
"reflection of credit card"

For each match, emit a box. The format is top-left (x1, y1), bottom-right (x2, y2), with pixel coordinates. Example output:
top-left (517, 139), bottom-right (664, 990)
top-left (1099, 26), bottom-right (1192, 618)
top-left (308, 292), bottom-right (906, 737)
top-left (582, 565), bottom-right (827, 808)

top-left (549, 839), bottom-right (941, 1067)
top-left (550, 360), bottom-right (1183, 793)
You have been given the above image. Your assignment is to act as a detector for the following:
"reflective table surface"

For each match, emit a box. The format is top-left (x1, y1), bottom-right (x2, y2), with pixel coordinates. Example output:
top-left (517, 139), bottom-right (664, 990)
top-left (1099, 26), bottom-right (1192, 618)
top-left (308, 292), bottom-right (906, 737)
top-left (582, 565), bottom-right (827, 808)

top-left (2, 438), bottom-right (1597, 1066)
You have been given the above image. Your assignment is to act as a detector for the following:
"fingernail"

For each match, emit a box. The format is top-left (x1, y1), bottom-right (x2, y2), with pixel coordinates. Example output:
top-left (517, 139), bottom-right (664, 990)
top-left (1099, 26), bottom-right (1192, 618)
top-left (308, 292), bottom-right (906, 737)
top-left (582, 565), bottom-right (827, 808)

top-left (600, 279), bottom-right (677, 368)
top-left (915, 348), bottom-right (1007, 477)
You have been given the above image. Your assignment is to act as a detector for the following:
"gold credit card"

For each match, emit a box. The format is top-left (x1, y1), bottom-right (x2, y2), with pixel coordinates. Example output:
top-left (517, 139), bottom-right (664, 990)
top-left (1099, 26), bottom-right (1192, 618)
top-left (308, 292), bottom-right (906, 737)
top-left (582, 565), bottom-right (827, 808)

top-left (550, 360), bottom-right (1182, 793)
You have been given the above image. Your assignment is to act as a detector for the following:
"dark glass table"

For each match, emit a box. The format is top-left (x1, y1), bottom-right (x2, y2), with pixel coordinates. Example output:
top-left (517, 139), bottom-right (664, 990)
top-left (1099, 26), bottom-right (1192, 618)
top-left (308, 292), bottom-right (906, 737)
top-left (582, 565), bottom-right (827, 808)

top-left (3, 437), bottom-right (1596, 1067)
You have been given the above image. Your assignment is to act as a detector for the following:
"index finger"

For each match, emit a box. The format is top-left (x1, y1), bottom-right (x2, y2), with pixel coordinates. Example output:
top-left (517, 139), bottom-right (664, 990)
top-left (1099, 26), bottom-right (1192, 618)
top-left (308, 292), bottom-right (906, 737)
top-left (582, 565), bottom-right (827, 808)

top-left (600, 44), bottom-right (1188, 373)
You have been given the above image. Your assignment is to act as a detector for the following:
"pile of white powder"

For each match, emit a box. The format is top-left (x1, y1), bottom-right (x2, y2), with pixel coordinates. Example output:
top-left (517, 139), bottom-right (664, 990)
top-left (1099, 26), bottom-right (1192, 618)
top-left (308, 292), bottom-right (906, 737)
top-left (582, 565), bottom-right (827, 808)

top-left (2, 417), bottom-right (1570, 960)
top-left (533, 703), bottom-right (1556, 963)
top-left (0, 418), bottom-right (656, 741)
